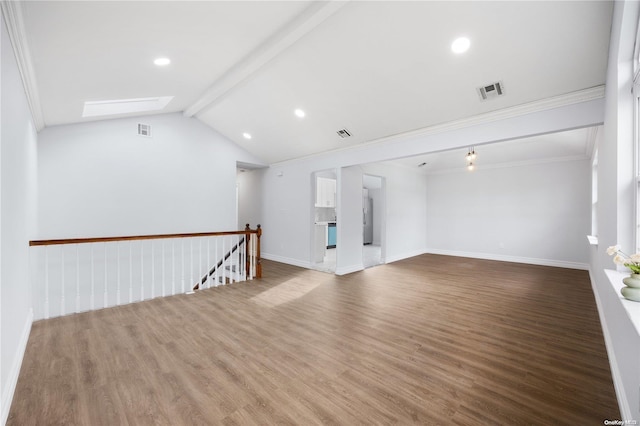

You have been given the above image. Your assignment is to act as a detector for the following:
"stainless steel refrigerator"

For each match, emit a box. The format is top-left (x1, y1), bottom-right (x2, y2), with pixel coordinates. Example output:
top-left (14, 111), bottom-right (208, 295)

top-left (363, 197), bottom-right (373, 245)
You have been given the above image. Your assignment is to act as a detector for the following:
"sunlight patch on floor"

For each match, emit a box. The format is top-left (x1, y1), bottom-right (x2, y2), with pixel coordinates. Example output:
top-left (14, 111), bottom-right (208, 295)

top-left (251, 277), bottom-right (322, 308)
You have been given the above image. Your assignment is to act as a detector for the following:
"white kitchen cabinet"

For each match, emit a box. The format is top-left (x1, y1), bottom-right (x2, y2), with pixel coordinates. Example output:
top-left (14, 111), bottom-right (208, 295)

top-left (315, 177), bottom-right (336, 207)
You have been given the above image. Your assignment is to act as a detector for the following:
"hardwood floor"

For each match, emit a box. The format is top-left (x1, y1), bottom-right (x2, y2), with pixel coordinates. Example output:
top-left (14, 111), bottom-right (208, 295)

top-left (8, 255), bottom-right (619, 425)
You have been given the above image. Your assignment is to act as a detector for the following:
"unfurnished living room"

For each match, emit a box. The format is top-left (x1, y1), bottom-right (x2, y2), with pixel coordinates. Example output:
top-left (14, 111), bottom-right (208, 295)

top-left (0, 0), bottom-right (637, 424)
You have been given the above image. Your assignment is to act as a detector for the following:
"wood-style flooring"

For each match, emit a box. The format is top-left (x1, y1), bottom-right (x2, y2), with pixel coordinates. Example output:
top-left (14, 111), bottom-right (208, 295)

top-left (8, 255), bottom-right (619, 425)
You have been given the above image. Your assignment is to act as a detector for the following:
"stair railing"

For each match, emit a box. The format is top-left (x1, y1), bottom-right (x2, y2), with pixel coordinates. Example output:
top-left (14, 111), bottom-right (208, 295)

top-left (28, 224), bottom-right (262, 320)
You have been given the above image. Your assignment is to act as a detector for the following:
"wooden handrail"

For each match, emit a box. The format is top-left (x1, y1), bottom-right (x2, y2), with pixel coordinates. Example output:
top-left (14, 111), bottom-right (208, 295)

top-left (29, 226), bottom-right (260, 247)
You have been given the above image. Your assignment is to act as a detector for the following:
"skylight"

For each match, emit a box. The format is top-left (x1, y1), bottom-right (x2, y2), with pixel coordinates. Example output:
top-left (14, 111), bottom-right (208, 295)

top-left (82, 96), bottom-right (174, 118)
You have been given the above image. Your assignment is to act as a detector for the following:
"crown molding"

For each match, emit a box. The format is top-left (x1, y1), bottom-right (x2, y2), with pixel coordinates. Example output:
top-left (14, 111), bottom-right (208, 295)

top-left (184, 0), bottom-right (348, 118)
top-left (1, 0), bottom-right (45, 131)
top-left (271, 86), bottom-right (605, 167)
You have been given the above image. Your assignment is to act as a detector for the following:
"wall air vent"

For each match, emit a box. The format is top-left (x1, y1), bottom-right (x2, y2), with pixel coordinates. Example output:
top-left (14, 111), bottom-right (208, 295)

top-left (137, 123), bottom-right (152, 137)
top-left (477, 81), bottom-right (505, 101)
top-left (337, 128), bottom-right (352, 138)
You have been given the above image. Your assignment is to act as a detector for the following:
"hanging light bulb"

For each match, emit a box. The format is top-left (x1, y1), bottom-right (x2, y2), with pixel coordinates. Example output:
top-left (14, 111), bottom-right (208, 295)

top-left (465, 149), bottom-right (472, 163)
top-left (467, 162), bottom-right (474, 171)
top-left (471, 147), bottom-right (477, 161)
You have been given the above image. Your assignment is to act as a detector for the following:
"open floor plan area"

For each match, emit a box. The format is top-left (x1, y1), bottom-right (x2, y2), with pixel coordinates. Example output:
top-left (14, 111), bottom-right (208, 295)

top-left (2, 1), bottom-right (640, 424)
top-left (8, 256), bottom-right (618, 424)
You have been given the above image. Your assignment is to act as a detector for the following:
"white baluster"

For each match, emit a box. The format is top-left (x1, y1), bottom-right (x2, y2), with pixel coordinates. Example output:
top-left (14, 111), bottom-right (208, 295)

top-left (239, 234), bottom-right (243, 282)
top-left (104, 242), bottom-right (108, 308)
top-left (181, 239), bottom-right (185, 293)
top-left (234, 235), bottom-right (238, 283)
top-left (230, 236), bottom-right (235, 284)
top-left (76, 244), bottom-right (80, 312)
top-left (222, 237), bottom-right (226, 285)
top-left (229, 236), bottom-right (233, 284)
top-left (214, 238), bottom-right (219, 286)
top-left (251, 236), bottom-right (256, 279)
top-left (248, 235), bottom-right (252, 280)
top-left (151, 241), bottom-right (155, 299)
top-left (117, 242), bottom-right (121, 306)
top-left (140, 242), bottom-right (144, 301)
top-left (60, 246), bottom-right (65, 316)
top-left (44, 246), bottom-right (49, 319)
top-left (91, 244), bottom-right (95, 310)
top-left (189, 238), bottom-right (194, 293)
top-left (198, 238), bottom-right (202, 291)
top-left (129, 243), bottom-right (133, 303)
top-left (241, 235), bottom-right (246, 282)
top-left (204, 237), bottom-right (211, 288)
top-left (162, 240), bottom-right (166, 297)
top-left (172, 240), bottom-right (176, 295)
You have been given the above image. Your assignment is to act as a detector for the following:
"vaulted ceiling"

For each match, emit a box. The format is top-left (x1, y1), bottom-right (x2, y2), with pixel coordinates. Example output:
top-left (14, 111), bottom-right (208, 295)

top-left (15, 1), bottom-right (612, 165)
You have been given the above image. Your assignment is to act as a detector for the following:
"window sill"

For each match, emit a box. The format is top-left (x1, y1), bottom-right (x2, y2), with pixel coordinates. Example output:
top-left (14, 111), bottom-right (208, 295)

top-left (587, 235), bottom-right (598, 245)
top-left (605, 269), bottom-right (640, 335)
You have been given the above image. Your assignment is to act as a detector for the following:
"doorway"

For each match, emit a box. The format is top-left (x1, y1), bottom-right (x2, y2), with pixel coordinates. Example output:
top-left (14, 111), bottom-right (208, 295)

top-left (312, 169), bottom-right (337, 273)
top-left (362, 174), bottom-right (385, 268)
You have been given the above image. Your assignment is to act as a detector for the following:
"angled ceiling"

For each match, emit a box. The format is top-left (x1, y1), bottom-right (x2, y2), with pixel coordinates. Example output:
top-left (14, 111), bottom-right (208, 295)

top-left (17, 1), bottom-right (612, 164)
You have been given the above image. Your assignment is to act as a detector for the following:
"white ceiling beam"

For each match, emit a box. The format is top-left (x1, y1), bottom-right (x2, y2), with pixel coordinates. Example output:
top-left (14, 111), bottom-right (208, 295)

top-left (184, 0), bottom-right (348, 118)
top-left (1, 0), bottom-right (45, 131)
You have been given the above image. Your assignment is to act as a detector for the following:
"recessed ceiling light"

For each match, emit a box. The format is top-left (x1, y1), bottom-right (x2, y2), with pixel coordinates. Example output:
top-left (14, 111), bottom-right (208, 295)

top-left (294, 108), bottom-right (306, 118)
top-left (451, 37), bottom-right (470, 54)
top-left (154, 57), bottom-right (171, 66)
top-left (242, 132), bottom-right (252, 140)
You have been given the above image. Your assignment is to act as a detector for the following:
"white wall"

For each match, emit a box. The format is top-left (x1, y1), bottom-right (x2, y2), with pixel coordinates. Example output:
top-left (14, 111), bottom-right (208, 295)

top-left (0, 14), bottom-right (38, 425)
top-left (237, 168), bottom-right (263, 230)
top-left (368, 188), bottom-right (382, 246)
top-left (336, 166), bottom-right (364, 274)
top-left (361, 163), bottom-right (426, 263)
top-left (589, 0), bottom-right (640, 420)
top-left (425, 159), bottom-right (591, 268)
top-left (37, 113), bottom-right (264, 239)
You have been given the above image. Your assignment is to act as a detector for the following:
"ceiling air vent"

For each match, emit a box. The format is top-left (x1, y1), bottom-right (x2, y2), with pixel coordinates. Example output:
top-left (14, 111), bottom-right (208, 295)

top-left (337, 128), bottom-right (352, 138)
top-left (477, 81), bottom-right (505, 101)
top-left (137, 123), bottom-right (152, 137)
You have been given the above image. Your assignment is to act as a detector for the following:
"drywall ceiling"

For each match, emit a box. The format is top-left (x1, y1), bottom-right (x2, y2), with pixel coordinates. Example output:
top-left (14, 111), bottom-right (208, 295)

top-left (18, 1), bottom-right (612, 164)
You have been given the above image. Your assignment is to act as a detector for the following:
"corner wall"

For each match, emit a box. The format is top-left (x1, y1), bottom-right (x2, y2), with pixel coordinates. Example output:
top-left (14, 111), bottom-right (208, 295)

top-left (0, 13), bottom-right (38, 425)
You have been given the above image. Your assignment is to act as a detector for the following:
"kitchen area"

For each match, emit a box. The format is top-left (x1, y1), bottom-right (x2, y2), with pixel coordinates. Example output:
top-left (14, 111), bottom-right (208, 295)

top-left (314, 171), bottom-right (337, 272)
top-left (313, 170), bottom-right (384, 273)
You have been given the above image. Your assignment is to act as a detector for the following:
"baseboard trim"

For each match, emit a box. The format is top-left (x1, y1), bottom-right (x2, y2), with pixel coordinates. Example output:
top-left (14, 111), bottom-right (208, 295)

top-left (1, 308), bottom-right (33, 425)
top-left (261, 253), bottom-right (312, 269)
top-left (423, 248), bottom-right (589, 270)
top-left (588, 269), bottom-right (630, 420)
top-left (385, 249), bottom-right (428, 264)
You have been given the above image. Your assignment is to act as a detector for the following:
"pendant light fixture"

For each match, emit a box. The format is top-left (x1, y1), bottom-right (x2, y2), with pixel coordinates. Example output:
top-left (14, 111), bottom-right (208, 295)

top-left (465, 147), bottom-right (477, 171)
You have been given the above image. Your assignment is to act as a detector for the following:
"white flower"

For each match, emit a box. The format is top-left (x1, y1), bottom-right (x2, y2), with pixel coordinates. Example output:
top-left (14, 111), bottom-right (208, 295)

top-left (630, 254), bottom-right (640, 263)
top-left (607, 245), bottom-right (621, 256)
top-left (614, 254), bottom-right (626, 265)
